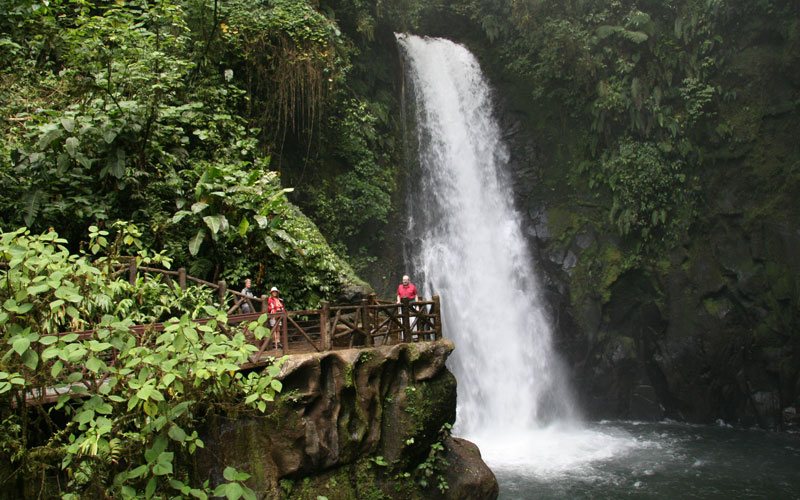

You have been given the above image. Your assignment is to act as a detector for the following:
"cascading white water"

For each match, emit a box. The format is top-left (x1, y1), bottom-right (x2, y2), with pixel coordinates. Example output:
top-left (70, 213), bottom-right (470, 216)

top-left (397, 34), bottom-right (643, 476)
top-left (397, 33), bottom-right (578, 434)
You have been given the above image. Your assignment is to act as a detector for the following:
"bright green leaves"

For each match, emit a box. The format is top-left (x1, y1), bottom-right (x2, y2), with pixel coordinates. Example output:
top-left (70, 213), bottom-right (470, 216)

top-left (213, 467), bottom-right (256, 500)
top-left (240, 360), bottom-right (287, 413)
top-left (4, 299), bottom-right (33, 315)
top-left (0, 371), bottom-right (25, 394)
top-left (5, 327), bottom-right (39, 369)
top-left (202, 214), bottom-right (229, 238)
top-left (0, 227), bottom-right (286, 498)
top-left (171, 159), bottom-right (294, 259)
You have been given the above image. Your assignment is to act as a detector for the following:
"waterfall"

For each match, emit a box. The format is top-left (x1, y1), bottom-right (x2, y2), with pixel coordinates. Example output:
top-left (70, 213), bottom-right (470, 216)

top-left (394, 33), bottom-right (667, 486)
top-left (396, 33), bottom-right (579, 439)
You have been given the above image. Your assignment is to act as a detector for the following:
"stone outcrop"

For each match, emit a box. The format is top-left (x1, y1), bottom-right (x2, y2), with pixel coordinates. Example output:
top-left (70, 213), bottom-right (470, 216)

top-left (194, 340), bottom-right (498, 499)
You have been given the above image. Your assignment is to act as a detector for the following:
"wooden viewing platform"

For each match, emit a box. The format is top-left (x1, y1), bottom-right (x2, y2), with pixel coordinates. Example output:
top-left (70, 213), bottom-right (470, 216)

top-left (23, 263), bottom-right (443, 405)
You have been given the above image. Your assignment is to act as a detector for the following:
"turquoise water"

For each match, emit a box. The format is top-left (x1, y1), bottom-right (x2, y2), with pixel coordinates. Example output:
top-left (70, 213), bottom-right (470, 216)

top-left (493, 421), bottom-right (800, 499)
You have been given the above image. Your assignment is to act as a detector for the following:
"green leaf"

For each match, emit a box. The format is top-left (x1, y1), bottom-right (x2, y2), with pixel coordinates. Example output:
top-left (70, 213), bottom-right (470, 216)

top-left (145, 477), bottom-right (157, 499)
top-left (223, 466), bottom-right (238, 482)
top-left (86, 357), bottom-right (104, 373)
top-left (102, 128), bottom-right (117, 144)
top-left (26, 283), bottom-right (50, 295)
top-left (169, 478), bottom-right (191, 495)
top-left (168, 425), bottom-right (187, 442)
top-left (270, 379), bottom-right (282, 392)
top-left (39, 335), bottom-right (59, 345)
top-left (273, 229), bottom-right (295, 244)
top-left (37, 124), bottom-right (63, 149)
top-left (22, 349), bottom-right (38, 370)
top-left (152, 452), bottom-right (174, 476)
top-left (107, 148), bottom-right (126, 178)
top-left (75, 409), bottom-right (94, 425)
top-left (65, 136), bottom-right (80, 158)
top-left (189, 230), bottom-right (205, 256)
top-left (89, 341), bottom-right (112, 352)
top-left (12, 337), bottom-right (31, 355)
top-left (203, 215), bottom-right (228, 235)
top-left (237, 218), bottom-right (250, 237)
top-left (61, 117), bottom-right (76, 133)
top-left (145, 435), bottom-right (168, 463)
top-left (128, 464), bottom-right (148, 479)
top-left (191, 202), bottom-right (209, 214)
top-left (189, 489), bottom-right (209, 499)
top-left (263, 236), bottom-right (286, 258)
top-left (596, 25), bottom-right (620, 39)
top-left (51, 360), bottom-right (64, 377)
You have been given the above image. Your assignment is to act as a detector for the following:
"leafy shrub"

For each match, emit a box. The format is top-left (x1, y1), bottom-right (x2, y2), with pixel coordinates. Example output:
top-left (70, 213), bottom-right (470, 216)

top-left (0, 227), bottom-right (285, 498)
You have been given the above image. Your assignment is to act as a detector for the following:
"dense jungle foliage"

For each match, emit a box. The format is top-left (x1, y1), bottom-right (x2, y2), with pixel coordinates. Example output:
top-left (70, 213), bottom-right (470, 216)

top-left (0, 0), bottom-right (391, 496)
top-left (2, 0), bottom-right (799, 495)
top-left (376, 0), bottom-right (799, 247)
top-left (0, 0), bottom-right (396, 306)
top-left (0, 225), bottom-right (294, 498)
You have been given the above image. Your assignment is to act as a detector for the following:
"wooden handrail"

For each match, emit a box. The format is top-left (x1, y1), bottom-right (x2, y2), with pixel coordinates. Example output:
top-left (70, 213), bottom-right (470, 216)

top-left (35, 259), bottom-right (442, 375)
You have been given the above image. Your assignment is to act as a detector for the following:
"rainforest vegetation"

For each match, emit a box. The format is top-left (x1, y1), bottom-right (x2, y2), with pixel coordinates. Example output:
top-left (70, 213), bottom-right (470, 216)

top-left (1, 0), bottom-right (798, 497)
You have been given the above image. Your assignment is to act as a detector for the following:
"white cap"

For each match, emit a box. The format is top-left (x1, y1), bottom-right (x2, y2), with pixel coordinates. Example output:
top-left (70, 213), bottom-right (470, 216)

top-left (270, 286), bottom-right (279, 292)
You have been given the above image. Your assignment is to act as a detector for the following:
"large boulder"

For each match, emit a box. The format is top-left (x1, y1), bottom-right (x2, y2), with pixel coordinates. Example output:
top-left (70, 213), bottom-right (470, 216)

top-left (194, 340), bottom-right (498, 499)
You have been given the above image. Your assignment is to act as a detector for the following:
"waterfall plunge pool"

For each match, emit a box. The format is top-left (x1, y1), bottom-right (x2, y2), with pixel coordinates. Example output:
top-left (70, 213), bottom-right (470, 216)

top-left (474, 421), bottom-right (800, 499)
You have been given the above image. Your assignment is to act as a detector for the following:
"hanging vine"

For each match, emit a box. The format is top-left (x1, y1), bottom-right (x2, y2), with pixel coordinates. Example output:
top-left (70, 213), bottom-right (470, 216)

top-left (221, 0), bottom-right (349, 144)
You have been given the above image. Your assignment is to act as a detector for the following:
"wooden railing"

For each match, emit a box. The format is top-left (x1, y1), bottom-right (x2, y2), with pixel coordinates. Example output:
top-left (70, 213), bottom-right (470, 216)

top-left (223, 295), bottom-right (442, 360)
top-left (102, 261), bottom-right (442, 358)
top-left (17, 261), bottom-right (444, 405)
top-left (112, 260), bottom-right (268, 315)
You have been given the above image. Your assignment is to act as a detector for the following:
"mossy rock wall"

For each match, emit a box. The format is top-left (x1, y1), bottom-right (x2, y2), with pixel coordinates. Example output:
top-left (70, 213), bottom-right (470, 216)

top-left (479, 22), bottom-right (800, 428)
top-left (193, 340), bottom-right (497, 499)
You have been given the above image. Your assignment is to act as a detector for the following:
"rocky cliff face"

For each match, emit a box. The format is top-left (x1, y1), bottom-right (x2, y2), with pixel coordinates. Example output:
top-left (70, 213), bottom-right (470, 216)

top-left (480, 33), bottom-right (800, 430)
top-left (194, 340), bottom-right (498, 499)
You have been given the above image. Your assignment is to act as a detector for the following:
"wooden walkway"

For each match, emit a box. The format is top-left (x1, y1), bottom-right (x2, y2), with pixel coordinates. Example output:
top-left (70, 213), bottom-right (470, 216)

top-left (24, 263), bottom-right (443, 405)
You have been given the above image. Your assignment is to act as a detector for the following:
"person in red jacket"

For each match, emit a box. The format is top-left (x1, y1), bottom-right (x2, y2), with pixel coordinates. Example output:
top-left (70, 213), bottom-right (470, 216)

top-left (396, 275), bottom-right (418, 303)
top-left (397, 275), bottom-right (419, 342)
top-left (268, 286), bottom-right (285, 349)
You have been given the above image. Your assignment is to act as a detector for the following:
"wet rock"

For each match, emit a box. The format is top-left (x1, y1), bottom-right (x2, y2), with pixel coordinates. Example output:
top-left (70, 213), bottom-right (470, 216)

top-left (440, 437), bottom-right (499, 500)
top-left (629, 385), bottom-right (664, 421)
top-left (194, 340), bottom-right (490, 498)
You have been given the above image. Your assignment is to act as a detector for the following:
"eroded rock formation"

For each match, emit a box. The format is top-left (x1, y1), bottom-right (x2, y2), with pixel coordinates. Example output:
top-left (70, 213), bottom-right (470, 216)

top-left (194, 340), bottom-right (498, 499)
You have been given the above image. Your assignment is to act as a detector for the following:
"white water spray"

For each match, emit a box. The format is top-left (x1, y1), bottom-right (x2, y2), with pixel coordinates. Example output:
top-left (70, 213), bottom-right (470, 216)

top-left (397, 34), bottom-right (641, 475)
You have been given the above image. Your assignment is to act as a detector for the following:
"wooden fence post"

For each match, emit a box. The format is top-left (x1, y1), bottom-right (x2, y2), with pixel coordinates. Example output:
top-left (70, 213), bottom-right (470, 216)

top-left (128, 259), bottom-right (137, 285)
top-left (432, 295), bottom-right (443, 340)
top-left (260, 294), bottom-right (268, 312)
top-left (178, 267), bottom-right (187, 291)
top-left (281, 311), bottom-right (288, 355)
top-left (218, 280), bottom-right (227, 305)
top-left (320, 301), bottom-right (330, 351)
top-left (401, 298), bottom-right (411, 343)
top-left (361, 298), bottom-right (372, 346)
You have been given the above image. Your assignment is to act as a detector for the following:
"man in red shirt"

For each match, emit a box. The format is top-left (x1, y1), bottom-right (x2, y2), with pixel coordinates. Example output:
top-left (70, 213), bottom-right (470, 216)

top-left (396, 275), bottom-right (418, 302)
